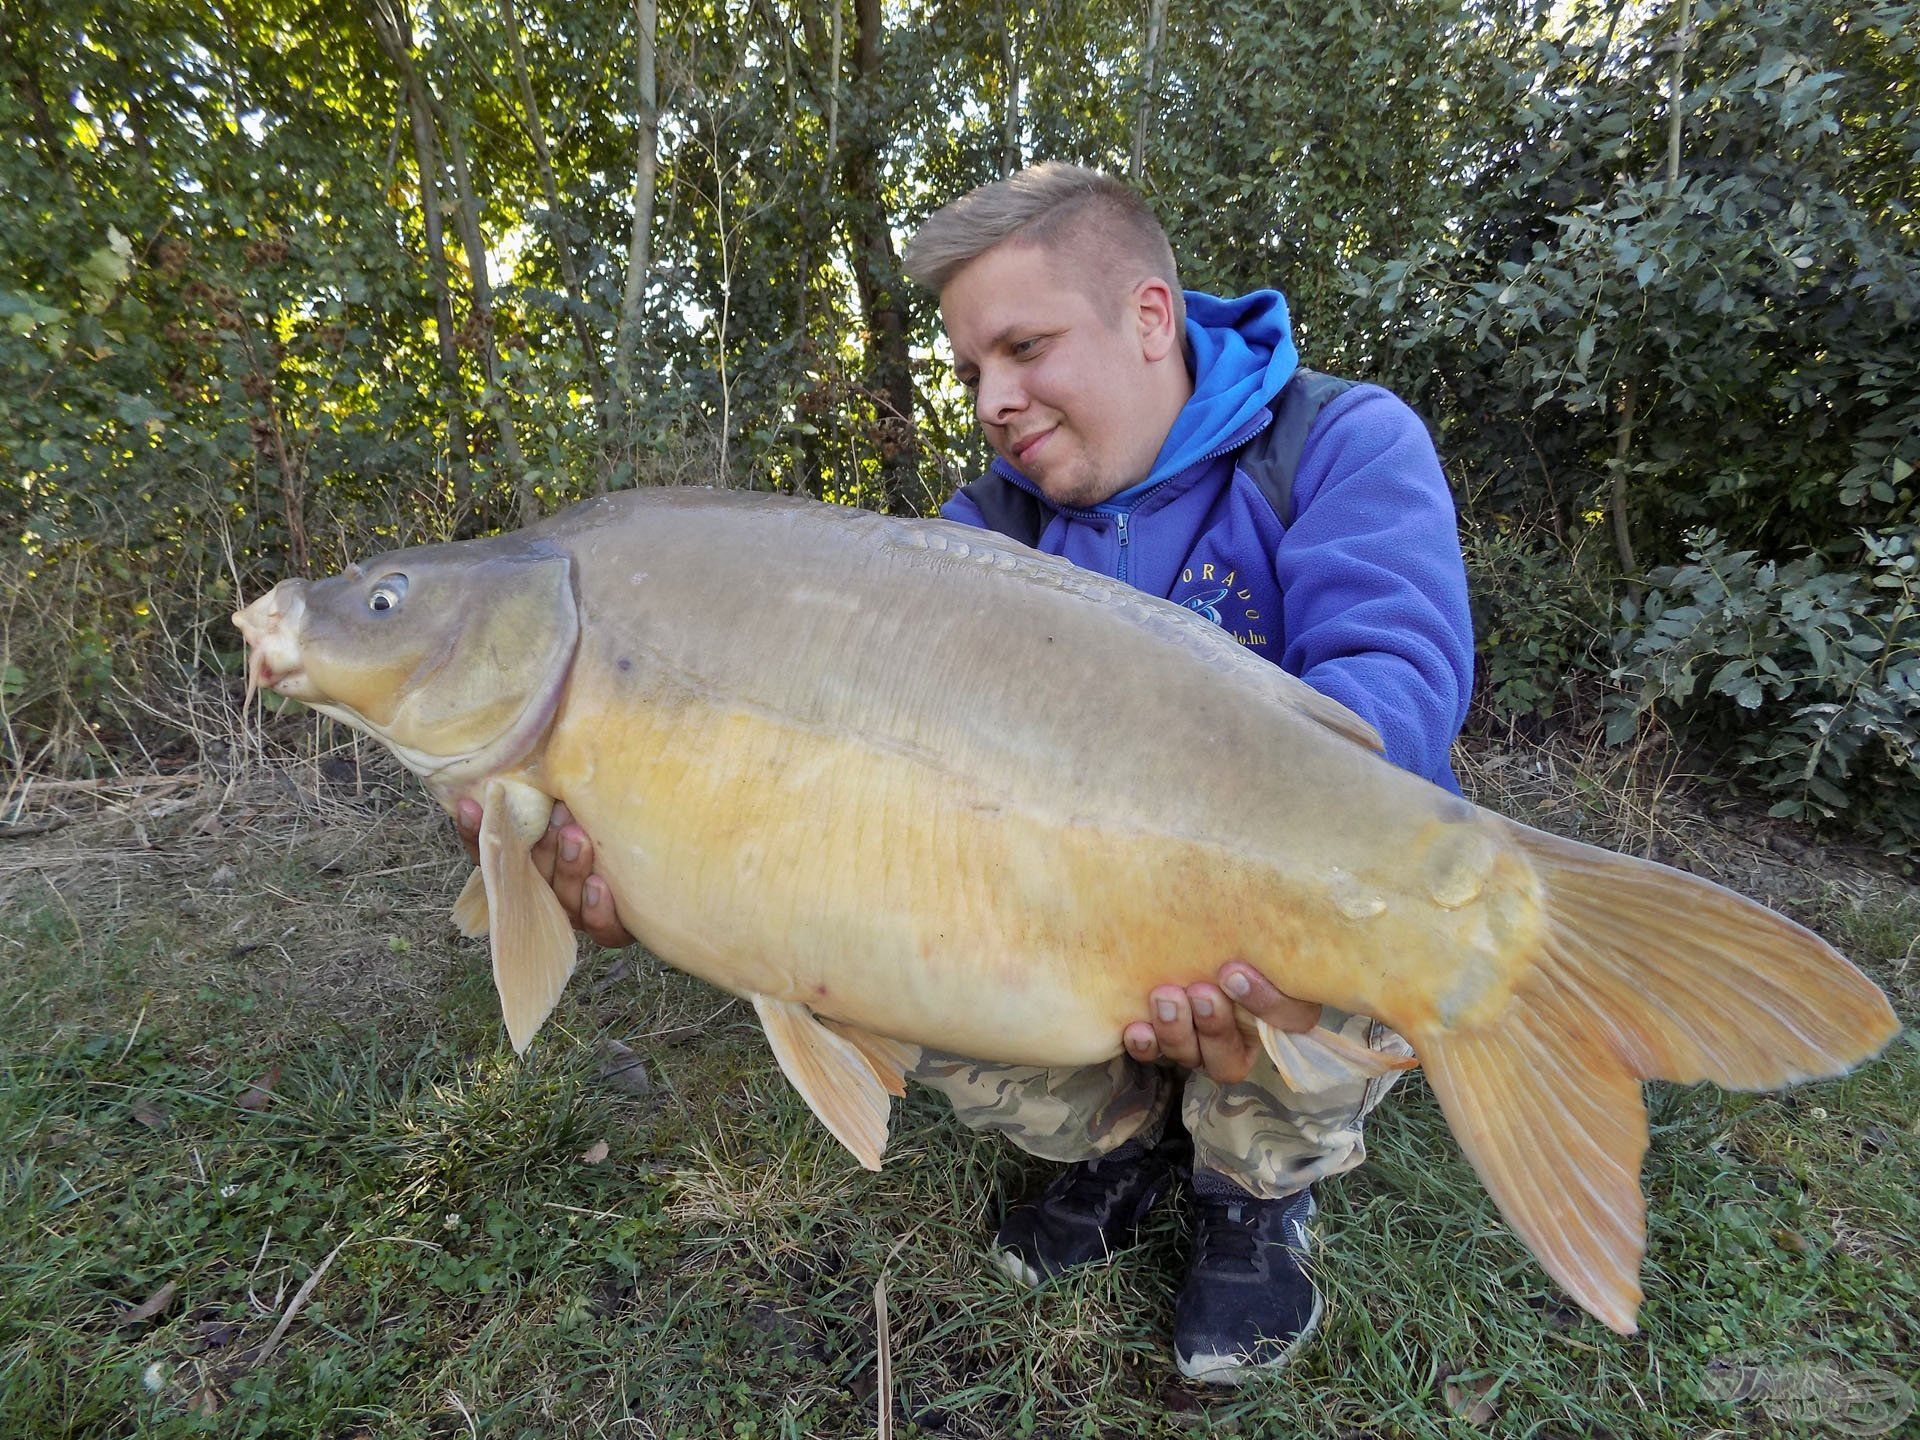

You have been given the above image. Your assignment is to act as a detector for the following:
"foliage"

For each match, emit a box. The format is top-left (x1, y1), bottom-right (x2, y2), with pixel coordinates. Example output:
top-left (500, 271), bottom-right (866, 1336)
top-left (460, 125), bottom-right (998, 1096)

top-left (1460, 514), bottom-right (1615, 722)
top-left (1353, 0), bottom-right (1920, 564)
top-left (4, 0), bottom-right (1919, 850)
top-left (1610, 529), bottom-right (1920, 849)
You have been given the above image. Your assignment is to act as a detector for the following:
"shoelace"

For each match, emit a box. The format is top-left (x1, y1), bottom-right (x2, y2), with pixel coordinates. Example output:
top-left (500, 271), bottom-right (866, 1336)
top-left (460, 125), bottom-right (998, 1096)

top-left (1196, 1195), bottom-right (1310, 1274)
top-left (1196, 1202), bottom-right (1266, 1273)
top-left (1047, 1156), bottom-right (1130, 1219)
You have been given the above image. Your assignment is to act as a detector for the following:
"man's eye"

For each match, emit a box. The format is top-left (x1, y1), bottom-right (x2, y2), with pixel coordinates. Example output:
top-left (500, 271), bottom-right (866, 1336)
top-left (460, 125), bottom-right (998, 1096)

top-left (1012, 338), bottom-right (1039, 357)
top-left (958, 372), bottom-right (979, 391)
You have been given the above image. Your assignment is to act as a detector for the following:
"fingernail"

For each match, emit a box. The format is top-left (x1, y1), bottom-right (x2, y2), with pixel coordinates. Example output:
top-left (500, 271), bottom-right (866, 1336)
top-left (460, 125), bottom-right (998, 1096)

top-left (1224, 972), bottom-right (1250, 998)
top-left (1155, 1000), bottom-right (1177, 1022)
top-left (584, 879), bottom-right (602, 906)
top-left (1193, 996), bottom-right (1214, 1019)
top-left (561, 837), bottom-right (581, 862)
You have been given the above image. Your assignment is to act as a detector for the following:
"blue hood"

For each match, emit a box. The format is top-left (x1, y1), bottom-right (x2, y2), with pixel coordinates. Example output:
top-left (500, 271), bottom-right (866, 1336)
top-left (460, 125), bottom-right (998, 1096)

top-left (1145, 289), bottom-right (1299, 487)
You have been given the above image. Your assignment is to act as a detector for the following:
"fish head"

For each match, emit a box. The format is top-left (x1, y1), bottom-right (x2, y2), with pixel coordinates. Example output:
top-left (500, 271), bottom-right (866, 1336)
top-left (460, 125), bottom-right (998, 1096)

top-left (232, 536), bottom-right (579, 775)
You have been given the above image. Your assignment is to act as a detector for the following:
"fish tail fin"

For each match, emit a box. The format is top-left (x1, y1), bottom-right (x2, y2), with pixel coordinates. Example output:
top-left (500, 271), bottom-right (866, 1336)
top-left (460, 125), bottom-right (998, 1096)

top-left (1413, 822), bottom-right (1899, 1335)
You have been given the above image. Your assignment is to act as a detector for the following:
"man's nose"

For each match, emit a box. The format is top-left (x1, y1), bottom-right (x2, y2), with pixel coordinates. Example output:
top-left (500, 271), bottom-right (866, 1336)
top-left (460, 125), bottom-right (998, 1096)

top-left (975, 364), bottom-right (1025, 428)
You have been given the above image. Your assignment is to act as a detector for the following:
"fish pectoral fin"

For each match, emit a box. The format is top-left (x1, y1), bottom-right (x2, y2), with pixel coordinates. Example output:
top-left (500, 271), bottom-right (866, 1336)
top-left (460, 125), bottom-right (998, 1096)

top-left (478, 780), bottom-right (578, 1055)
top-left (754, 996), bottom-right (892, 1170)
top-left (1258, 1018), bottom-right (1418, 1093)
top-left (820, 1020), bottom-right (919, 1098)
top-left (451, 867), bottom-right (489, 938)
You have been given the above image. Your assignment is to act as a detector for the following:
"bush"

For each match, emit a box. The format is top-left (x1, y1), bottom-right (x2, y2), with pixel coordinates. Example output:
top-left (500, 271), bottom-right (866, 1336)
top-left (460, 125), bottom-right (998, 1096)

top-left (1462, 517), bottom-right (1614, 724)
top-left (1608, 530), bottom-right (1920, 850)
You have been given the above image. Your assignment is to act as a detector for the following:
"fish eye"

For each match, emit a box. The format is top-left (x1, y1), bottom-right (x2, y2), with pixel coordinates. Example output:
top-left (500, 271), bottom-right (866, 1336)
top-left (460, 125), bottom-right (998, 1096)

top-left (368, 574), bottom-right (409, 614)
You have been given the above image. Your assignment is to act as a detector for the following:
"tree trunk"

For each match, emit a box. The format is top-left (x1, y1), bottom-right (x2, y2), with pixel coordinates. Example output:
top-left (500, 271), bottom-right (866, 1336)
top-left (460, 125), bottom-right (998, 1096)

top-left (1611, 380), bottom-right (1637, 575)
top-left (367, 1), bottom-right (471, 509)
top-left (1665, 0), bottom-right (1693, 189)
top-left (502, 0), bottom-right (607, 410)
top-left (1130, 0), bottom-right (1167, 183)
top-left (842, 0), bottom-right (918, 511)
top-left (610, 0), bottom-right (660, 476)
top-left (1000, 2), bottom-right (1021, 177)
top-left (434, 87), bottom-right (534, 525)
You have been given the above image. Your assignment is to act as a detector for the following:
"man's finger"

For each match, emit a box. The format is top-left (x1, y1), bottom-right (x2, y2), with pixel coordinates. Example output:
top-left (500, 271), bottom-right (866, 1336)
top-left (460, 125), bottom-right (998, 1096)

top-left (455, 799), bottom-right (482, 863)
top-left (549, 823), bottom-right (592, 920)
top-left (1148, 986), bottom-right (1201, 1069)
top-left (579, 876), bottom-right (635, 949)
top-left (1188, 982), bottom-right (1256, 1084)
top-left (1123, 1021), bottom-right (1160, 1063)
top-left (1220, 963), bottom-right (1322, 1035)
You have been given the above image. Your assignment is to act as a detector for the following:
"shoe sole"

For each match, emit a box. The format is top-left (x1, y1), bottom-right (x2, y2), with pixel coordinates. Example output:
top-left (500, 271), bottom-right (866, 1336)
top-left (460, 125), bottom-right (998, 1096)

top-left (1174, 1286), bottom-right (1325, 1386)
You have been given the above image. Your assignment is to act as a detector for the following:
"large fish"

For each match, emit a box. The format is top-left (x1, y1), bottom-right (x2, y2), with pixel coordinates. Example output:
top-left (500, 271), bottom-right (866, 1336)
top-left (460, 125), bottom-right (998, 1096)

top-left (233, 488), bottom-right (1898, 1334)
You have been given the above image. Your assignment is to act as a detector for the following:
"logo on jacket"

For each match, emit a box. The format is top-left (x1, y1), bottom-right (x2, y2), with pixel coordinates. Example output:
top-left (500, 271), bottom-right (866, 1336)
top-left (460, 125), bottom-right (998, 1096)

top-left (1177, 564), bottom-right (1267, 648)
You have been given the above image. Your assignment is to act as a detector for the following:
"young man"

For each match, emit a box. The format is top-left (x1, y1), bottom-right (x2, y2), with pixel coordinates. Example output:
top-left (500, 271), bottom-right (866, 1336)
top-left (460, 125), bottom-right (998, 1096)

top-left (893, 162), bottom-right (1474, 1384)
top-left (463, 161), bottom-right (1472, 1385)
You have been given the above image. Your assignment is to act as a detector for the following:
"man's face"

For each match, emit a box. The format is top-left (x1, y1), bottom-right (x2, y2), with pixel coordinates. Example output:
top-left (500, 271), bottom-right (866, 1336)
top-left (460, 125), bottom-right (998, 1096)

top-left (941, 240), bottom-right (1168, 510)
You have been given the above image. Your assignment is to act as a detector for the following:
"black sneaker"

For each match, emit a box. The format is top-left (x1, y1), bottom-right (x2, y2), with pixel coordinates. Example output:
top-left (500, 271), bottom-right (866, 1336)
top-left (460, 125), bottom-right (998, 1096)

top-left (1173, 1184), bottom-right (1322, 1384)
top-left (990, 1126), bottom-right (1191, 1287)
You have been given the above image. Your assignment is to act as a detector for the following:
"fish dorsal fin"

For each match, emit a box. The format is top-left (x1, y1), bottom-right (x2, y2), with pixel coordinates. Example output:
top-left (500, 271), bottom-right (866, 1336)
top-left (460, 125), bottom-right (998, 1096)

top-left (1257, 1017), bottom-right (1417, 1093)
top-left (754, 996), bottom-right (892, 1169)
top-left (820, 1019), bottom-right (918, 1098)
top-left (478, 778), bottom-right (578, 1054)
top-left (451, 867), bottom-right (489, 938)
top-left (890, 518), bottom-right (1385, 756)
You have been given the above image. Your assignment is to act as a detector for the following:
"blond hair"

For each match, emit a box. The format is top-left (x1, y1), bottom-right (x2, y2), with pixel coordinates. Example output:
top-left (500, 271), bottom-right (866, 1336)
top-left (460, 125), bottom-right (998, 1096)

top-left (903, 162), bottom-right (1184, 329)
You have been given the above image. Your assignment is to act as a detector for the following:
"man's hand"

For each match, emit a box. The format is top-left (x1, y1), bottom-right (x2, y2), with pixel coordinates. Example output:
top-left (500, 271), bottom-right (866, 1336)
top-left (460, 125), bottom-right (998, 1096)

top-left (453, 799), bottom-right (636, 948)
top-left (1123, 964), bottom-right (1321, 1085)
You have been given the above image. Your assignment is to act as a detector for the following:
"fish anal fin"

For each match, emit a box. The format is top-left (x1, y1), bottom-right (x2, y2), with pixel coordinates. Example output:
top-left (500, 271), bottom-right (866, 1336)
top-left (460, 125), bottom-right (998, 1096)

top-left (821, 1019), bottom-right (918, 1098)
top-left (755, 996), bottom-right (892, 1169)
top-left (478, 779), bottom-right (578, 1055)
top-left (1257, 1018), bottom-right (1418, 1093)
top-left (1415, 993), bottom-right (1647, 1335)
top-left (452, 867), bottom-right (489, 938)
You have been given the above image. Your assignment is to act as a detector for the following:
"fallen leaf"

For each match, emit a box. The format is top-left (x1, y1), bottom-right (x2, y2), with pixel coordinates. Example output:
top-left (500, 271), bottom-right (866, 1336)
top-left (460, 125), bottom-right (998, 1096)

top-left (130, 1097), bottom-right (172, 1131)
top-left (237, 1067), bottom-right (280, 1112)
top-left (596, 1040), bottom-right (654, 1098)
top-left (578, 1140), bottom-right (610, 1165)
top-left (1442, 1370), bottom-right (1499, 1427)
top-left (117, 1280), bottom-right (178, 1328)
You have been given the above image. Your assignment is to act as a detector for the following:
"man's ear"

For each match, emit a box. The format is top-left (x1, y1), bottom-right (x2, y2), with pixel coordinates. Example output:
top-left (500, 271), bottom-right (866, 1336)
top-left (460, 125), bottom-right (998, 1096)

top-left (1133, 277), bottom-right (1181, 362)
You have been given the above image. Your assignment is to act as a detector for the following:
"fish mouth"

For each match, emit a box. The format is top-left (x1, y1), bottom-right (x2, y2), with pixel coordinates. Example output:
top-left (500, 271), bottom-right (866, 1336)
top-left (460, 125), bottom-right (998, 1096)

top-left (232, 581), bottom-right (311, 708)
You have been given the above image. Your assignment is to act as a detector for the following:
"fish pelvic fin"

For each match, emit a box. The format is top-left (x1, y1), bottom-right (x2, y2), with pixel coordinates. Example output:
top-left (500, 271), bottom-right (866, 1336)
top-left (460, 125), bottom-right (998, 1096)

top-left (1414, 820), bottom-right (1901, 1337)
top-left (451, 867), bottom-right (489, 938)
top-left (821, 1020), bottom-right (919, 1098)
top-left (478, 779), bottom-right (578, 1055)
top-left (755, 996), bottom-right (892, 1170)
top-left (1257, 1018), bottom-right (1417, 1093)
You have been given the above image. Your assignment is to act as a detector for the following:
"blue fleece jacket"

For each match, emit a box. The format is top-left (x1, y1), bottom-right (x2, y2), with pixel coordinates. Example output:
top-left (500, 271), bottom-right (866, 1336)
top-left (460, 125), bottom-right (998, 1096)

top-left (940, 289), bottom-right (1475, 792)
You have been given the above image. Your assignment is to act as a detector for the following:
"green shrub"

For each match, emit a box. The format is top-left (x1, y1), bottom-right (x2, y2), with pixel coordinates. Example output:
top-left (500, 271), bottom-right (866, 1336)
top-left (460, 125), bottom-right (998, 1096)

top-left (1608, 529), bottom-right (1920, 849)
top-left (1463, 518), bottom-right (1614, 723)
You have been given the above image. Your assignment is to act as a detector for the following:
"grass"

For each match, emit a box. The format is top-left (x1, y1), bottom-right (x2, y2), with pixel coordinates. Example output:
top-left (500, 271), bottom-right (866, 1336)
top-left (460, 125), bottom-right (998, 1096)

top-left (1, 740), bottom-right (1916, 1439)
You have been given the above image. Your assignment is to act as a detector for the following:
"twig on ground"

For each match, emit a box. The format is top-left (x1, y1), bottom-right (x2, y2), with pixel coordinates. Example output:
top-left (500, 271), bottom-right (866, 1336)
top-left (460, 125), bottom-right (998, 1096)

top-left (875, 1272), bottom-right (892, 1440)
top-left (250, 1238), bottom-right (348, 1370)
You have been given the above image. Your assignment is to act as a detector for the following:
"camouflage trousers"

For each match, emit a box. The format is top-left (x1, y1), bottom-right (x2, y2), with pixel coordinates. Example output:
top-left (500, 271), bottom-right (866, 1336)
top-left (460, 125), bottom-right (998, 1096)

top-left (910, 1007), bottom-right (1414, 1200)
